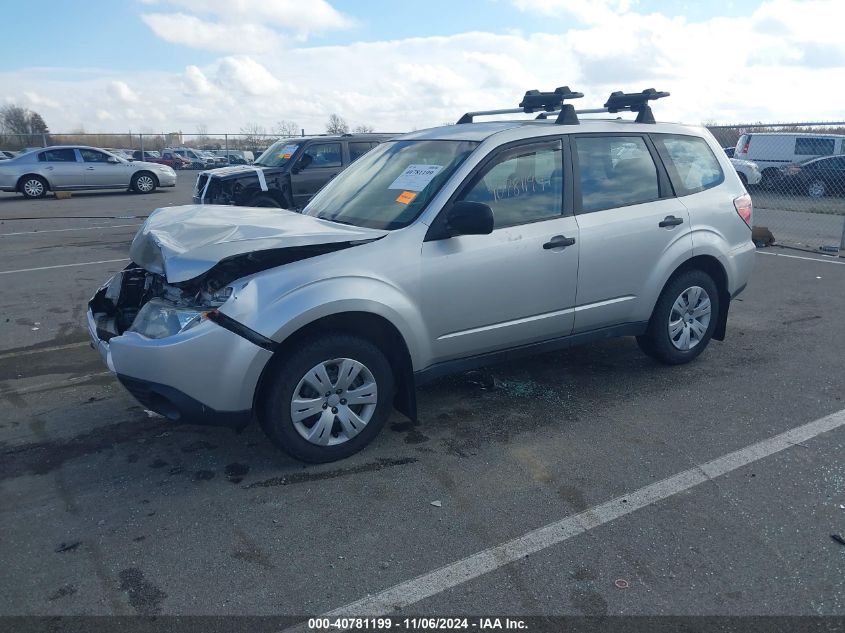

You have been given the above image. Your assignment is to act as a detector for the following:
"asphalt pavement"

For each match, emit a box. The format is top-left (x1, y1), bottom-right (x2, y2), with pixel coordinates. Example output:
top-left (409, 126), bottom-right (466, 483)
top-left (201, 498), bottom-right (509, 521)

top-left (1, 179), bottom-right (843, 623)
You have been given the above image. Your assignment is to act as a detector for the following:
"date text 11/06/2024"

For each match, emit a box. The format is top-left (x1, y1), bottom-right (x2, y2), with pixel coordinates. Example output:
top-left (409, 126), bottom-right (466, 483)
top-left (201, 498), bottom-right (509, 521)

top-left (308, 617), bottom-right (529, 630)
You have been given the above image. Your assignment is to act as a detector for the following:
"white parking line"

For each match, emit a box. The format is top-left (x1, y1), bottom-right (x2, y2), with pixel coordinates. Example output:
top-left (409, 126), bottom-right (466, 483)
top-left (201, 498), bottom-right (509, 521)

top-left (0, 258), bottom-right (129, 275)
top-left (0, 223), bottom-right (140, 237)
top-left (293, 407), bottom-right (845, 621)
top-left (757, 250), bottom-right (845, 265)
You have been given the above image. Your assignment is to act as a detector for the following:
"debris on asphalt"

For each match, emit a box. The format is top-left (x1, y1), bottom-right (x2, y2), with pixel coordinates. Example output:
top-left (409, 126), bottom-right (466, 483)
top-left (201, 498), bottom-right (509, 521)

top-left (831, 534), bottom-right (845, 547)
top-left (614, 579), bottom-right (629, 589)
top-left (431, 500), bottom-right (442, 507)
top-left (54, 541), bottom-right (81, 553)
top-left (144, 409), bottom-right (163, 418)
top-left (31, 327), bottom-right (39, 331)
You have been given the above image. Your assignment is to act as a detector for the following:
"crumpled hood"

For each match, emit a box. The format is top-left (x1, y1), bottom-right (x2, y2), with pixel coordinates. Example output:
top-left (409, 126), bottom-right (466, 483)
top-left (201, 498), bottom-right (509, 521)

top-left (129, 205), bottom-right (388, 283)
top-left (202, 164), bottom-right (269, 179)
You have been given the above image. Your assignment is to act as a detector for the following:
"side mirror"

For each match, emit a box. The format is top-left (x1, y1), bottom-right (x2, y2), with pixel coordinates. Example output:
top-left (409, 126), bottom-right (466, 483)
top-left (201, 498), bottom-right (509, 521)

top-left (107, 156), bottom-right (120, 163)
top-left (292, 153), bottom-right (313, 174)
top-left (445, 201), bottom-right (494, 237)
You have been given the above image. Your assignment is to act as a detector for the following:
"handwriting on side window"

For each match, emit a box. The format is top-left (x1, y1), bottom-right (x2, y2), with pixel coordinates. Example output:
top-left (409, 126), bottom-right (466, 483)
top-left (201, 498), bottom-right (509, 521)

top-left (491, 175), bottom-right (552, 201)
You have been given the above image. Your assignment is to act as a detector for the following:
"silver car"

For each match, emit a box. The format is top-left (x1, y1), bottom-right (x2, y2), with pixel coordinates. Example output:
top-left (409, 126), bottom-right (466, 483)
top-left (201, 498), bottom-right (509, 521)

top-left (88, 89), bottom-right (755, 462)
top-left (0, 145), bottom-right (177, 198)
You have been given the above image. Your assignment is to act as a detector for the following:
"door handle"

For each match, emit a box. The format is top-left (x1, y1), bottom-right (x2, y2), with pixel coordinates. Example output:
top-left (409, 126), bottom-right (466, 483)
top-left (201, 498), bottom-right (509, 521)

top-left (543, 235), bottom-right (576, 249)
top-left (659, 215), bottom-right (684, 228)
top-left (86, 167), bottom-right (95, 170)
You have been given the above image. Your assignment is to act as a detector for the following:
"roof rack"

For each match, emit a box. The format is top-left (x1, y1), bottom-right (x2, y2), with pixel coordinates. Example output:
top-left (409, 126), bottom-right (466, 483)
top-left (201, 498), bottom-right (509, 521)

top-left (460, 87), bottom-right (670, 126)
top-left (457, 86), bottom-right (584, 125)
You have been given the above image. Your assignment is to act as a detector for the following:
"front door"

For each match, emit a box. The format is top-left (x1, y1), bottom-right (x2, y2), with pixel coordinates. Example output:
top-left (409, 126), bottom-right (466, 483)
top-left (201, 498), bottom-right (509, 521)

top-left (80, 148), bottom-right (129, 187)
top-left (421, 139), bottom-right (580, 364)
top-left (290, 142), bottom-right (343, 207)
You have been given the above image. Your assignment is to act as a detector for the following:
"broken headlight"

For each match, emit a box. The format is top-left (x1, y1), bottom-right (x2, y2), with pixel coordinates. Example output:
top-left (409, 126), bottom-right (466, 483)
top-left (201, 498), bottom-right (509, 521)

top-left (127, 298), bottom-right (207, 340)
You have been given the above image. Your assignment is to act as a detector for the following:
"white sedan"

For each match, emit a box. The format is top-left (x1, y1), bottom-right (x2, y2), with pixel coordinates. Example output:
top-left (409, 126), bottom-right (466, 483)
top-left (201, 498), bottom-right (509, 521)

top-left (730, 157), bottom-right (762, 186)
top-left (0, 145), bottom-right (177, 198)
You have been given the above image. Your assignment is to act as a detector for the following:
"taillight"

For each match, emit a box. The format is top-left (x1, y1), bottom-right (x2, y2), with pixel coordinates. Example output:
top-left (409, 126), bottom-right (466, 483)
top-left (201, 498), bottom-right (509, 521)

top-left (740, 142), bottom-right (749, 155)
top-left (734, 193), bottom-right (752, 227)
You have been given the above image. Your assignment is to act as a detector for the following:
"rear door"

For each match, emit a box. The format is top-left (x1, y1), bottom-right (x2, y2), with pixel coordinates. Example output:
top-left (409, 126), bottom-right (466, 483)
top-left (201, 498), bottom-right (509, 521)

top-left (290, 142), bottom-right (343, 207)
top-left (571, 134), bottom-right (691, 332)
top-left (80, 148), bottom-right (129, 187)
top-left (37, 148), bottom-right (83, 189)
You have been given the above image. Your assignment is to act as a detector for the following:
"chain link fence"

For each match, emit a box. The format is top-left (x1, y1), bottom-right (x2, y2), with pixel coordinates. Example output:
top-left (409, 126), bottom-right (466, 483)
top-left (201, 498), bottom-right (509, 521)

top-left (2, 125), bottom-right (844, 255)
top-left (708, 122), bottom-right (845, 255)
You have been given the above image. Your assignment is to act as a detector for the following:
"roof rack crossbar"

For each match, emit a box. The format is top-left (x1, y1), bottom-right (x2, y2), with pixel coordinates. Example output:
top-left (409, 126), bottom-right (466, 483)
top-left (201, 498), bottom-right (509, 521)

top-left (458, 86), bottom-right (583, 124)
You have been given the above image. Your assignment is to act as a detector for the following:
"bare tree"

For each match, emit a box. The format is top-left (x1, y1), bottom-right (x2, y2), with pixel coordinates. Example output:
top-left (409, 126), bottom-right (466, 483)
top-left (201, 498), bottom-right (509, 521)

top-left (239, 123), bottom-right (267, 152)
top-left (275, 120), bottom-right (300, 137)
top-left (196, 123), bottom-right (208, 147)
top-left (352, 124), bottom-right (374, 133)
top-left (0, 105), bottom-right (50, 147)
top-left (325, 114), bottom-right (349, 135)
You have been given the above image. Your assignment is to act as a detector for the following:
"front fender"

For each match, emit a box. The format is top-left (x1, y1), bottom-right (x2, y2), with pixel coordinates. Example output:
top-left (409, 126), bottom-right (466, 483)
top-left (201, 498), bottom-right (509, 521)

top-left (220, 275), bottom-right (430, 370)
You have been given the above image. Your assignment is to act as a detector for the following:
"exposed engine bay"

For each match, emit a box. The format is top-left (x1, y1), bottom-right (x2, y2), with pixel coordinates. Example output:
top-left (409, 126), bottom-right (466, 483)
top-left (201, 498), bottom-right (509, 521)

top-left (89, 244), bottom-right (357, 341)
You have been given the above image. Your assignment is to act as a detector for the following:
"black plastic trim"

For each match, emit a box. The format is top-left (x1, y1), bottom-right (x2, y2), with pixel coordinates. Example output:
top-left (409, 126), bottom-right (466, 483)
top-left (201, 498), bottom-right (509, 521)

top-left (414, 322), bottom-right (648, 386)
top-left (207, 311), bottom-right (277, 352)
top-left (118, 374), bottom-right (252, 429)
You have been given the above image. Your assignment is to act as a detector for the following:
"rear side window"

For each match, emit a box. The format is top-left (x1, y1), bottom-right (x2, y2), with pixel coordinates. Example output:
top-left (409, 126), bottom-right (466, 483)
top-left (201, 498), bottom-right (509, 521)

top-left (304, 143), bottom-right (342, 168)
top-left (574, 136), bottom-right (659, 212)
top-left (795, 137), bottom-right (835, 156)
top-left (653, 134), bottom-right (723, 196)
top-left (39, 148), bottom-right (77, 162)
top-left (349, 142), bottom-right (377, 162)
top-left (460, 140), bottom-right (563, 229)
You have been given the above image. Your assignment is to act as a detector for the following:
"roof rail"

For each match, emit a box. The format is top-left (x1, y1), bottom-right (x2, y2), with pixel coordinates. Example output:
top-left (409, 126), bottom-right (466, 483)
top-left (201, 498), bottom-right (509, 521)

top-left (457, 86), bottom-right (584, 125)
top-left (537, 88), bottom-right (670, 125)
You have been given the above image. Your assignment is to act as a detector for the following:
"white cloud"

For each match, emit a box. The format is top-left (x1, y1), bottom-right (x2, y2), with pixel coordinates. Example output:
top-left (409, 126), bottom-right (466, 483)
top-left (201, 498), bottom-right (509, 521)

top-left (22, 91), bottom-right (60, 109)
top-left (107, 80), bottom-right (139, 103)
top-left (141, 13), bottom-right (284, 53)
top-left (512, 0), bottom-right (636, 24)
top-left (1, 0), bottom-right (844, 133)
top-left (141, 0), bottom-right (354, 50)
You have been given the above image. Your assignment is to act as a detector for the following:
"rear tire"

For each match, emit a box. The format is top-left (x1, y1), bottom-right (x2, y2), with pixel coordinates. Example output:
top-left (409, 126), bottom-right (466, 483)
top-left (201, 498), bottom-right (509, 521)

top-left (259, 334), bottom-right (395, 463)
top-left (20, 175), bottom-right (48, 199)
top-left (131, 171), bottom-right (157, 194)
top-left (637, 269), bottom-right (720, 365)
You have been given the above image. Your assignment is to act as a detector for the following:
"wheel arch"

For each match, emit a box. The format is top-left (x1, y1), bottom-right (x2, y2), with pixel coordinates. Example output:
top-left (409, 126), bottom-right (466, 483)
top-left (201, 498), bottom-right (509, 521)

top-left (663, 254), bottom-right (730, 341)
top-left (132, 169), bottom-right (159, 187)
top-left (254, 311), bottom-right (418, 422)
top-left (16, 173), bottom-right (50, 192)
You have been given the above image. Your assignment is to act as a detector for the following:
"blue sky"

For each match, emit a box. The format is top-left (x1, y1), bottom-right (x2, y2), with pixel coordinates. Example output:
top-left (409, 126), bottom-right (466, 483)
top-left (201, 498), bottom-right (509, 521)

top-left (0, 0), bottom-right (842, 132)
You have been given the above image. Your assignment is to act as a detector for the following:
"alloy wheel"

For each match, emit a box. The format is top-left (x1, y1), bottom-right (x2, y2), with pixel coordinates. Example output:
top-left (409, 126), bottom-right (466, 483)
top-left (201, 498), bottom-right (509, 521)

top-left (290, 358), bottom-right (378, 446)
top-left (136, 175), bottom-right (155, 192)
top-left (668, 285), bottom-right (711, 351)
top-left (23, 179), bottom-right (44, 197)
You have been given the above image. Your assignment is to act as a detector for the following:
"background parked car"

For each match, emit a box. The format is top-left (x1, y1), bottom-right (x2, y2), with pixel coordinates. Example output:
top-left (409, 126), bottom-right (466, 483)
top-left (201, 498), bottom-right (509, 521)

top-left (777, 155), bottom-right (845, 198)
top-left (723, 147), bottom-right (735, 157)
top-left (729, 157), bottom-right (762, 186)
top-left (0, 150), bottom-right (18, 160)
top-left (160, 149), bottom-right (192, 169)
top-left (193, 133), bottom-right (391, 208)
top-left (734, 132), bottom-right (845, 187)
top-left (167, 147), bottom-right (214, 169)
top-left (0, 146), bottom-right (176, 198)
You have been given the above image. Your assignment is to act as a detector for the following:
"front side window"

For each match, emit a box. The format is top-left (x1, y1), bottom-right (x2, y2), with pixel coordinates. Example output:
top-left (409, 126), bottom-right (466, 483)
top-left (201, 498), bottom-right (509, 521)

top-left (458, 141), bottom-right (563, 229)
top-left (303, 143), bottom-right (342, 169)
top-left (80, 149), bottom-right (111, 163)
top-left (39, 148), bottom-right (77, 162)
top-left (795, 137), bottom-right (835, 156)
top-left (654, 134), bottom-right (723, 195)
top-left (575, 136), bottom-right (659, 212)
top-left (304, 140), bottom-right (478, 230)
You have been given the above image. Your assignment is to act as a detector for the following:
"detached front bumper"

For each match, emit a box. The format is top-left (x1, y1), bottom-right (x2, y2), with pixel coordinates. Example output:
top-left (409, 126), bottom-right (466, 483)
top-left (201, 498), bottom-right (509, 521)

top-left (87, 290), bottom-right (273, 429)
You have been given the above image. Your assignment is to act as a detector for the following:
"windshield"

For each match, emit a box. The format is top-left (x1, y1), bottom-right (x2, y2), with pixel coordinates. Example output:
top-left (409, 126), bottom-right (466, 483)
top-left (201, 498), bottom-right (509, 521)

top-left (254, 139), bottom-right (301, 167)
top-left (303, 140), bottom-right (479, 230)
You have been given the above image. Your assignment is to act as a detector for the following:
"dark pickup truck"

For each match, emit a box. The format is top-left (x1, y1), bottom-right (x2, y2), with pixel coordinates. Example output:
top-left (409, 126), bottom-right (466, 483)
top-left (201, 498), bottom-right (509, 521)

top-left (192, 133), bottom-right (392, 209)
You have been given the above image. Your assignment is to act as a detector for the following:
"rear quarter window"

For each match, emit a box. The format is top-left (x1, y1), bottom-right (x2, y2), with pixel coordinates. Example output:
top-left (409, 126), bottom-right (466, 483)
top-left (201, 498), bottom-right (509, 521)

top-left (653, 134), bottom-right (723, 196)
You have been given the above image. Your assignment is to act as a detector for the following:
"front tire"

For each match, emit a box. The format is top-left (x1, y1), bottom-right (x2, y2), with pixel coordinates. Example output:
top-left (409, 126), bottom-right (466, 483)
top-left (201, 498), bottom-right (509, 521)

top-left (807, 179), bottom-right (826, 198)
top-left (259, 334), bottom-right (395, 463)
top-left (637, 269), bottom-right (720, 365)
top-left (20, 175), bottom-right (48, 198)
top-left (131, 171), bottom-right (157, 194)
top-left (247, 193), bottom-right (282, 208)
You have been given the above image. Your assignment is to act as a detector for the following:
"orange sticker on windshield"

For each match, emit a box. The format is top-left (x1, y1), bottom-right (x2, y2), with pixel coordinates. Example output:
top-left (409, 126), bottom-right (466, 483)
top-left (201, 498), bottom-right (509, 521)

top-left (281, 153), bottom-right (292, 159)
top-left (395, 191), bottom-right (416, 204)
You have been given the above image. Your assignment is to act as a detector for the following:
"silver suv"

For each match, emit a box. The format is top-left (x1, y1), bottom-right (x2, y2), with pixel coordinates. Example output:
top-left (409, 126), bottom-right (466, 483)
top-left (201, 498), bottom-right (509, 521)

top-left (87, 88), bottom-right (755, 463)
